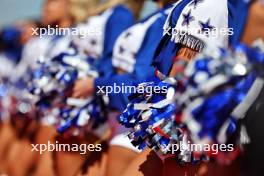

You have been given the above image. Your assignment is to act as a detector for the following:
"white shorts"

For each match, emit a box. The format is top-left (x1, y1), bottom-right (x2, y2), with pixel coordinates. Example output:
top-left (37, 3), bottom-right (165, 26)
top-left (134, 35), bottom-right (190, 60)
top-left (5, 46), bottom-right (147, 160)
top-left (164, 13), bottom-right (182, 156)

top-left (110, 133), bottom-right (142, 153)
top-left (107, 111), bottom-right (141, 153)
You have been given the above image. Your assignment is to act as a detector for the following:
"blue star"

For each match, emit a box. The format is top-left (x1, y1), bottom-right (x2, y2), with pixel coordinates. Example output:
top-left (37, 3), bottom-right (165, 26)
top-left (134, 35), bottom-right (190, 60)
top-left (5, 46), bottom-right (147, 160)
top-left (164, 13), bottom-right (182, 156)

top-left (199, 19), bottom-right (215, 33)
top-left (125, 32), bottom-right (131, 38)
top-left (190, 0), bottom-right (203, 8)
top-left (119, 46), bottom-right (125, 54)
top-left (182, 10), bottom-right (195, 27)
top-left (90, 39), bottom-right (97, 46)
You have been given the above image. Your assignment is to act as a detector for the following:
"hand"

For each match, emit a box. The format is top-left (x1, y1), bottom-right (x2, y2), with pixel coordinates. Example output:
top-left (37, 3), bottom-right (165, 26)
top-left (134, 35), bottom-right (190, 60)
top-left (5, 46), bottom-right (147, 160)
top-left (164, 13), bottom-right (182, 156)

top-left (72, 77), bottom-right (94, 98)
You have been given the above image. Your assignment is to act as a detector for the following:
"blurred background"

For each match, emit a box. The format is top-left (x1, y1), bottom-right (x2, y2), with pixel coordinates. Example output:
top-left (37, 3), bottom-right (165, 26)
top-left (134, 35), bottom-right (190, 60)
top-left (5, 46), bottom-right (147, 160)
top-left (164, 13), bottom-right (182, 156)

top-left (0, 0), bottom-right (157, 28)
top-left (0, 0), bottom-right (43, 27)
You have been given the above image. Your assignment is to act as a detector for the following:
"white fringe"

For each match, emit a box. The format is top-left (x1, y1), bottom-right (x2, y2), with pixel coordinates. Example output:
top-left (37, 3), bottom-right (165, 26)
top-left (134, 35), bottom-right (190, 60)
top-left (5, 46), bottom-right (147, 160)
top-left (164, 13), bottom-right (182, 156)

top-left (171, 33), bottom-right (205, 52)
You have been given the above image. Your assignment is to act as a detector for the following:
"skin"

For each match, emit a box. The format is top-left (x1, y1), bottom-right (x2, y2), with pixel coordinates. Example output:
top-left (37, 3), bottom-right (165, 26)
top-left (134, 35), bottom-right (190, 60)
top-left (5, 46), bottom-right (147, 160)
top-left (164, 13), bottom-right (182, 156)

top-left (126, 0), bottom-right (146, 20)
top-left (163, 157), bottom-right (208, 176)
top-left (16, 21), bottom-right (38, 45)
top-left (76, 152), bottom-right (108, 176)
top-left (6, 139), bottom-right (37, 176)
top-left (0, 122), bottom-right (17, 173)
top-left (119, 149), bottom-right (163, 176)
top-left (55, 150), bottom-right (86, 176)
top-left (53, 130), bottom-right (104, 176)
top-left (4, 119), bottom-right (39, 176)
top-left (72, 76), bottom-right (94, 98)
top-left (103, 146), bottom-right (138, 176)
top-left (0, 113), bottom-right (39, 176)
top-left (42, 0), bottom-right (73, 27)
top-left (241, 1), bottom-right (264, 45)
top-left (32, 125), bottom-right (57, 176)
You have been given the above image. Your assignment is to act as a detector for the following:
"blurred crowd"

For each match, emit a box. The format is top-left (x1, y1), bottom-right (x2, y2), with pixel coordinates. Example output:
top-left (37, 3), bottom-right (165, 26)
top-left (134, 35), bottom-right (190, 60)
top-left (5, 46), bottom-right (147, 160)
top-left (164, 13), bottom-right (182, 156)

top-left (0, 0), bottom-right (263, 176)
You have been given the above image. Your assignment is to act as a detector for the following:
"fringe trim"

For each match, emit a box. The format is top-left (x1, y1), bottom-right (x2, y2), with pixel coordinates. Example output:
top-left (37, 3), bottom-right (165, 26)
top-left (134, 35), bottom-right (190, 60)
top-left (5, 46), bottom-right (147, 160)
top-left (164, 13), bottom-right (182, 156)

top-left (171, 33), bottom-right (205, 52)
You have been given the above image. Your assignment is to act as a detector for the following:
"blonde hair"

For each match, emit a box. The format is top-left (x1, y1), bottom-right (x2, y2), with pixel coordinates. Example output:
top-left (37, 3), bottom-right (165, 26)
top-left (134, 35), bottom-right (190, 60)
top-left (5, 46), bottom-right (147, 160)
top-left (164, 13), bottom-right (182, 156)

top-left (87, 0), bottom-right (127, 16)
top-left (69, 0), bottom-right (142, 23)
top-left (69, 0), bottom-right (101, 23)
top-left (87, 0), bottom-right (145, 20)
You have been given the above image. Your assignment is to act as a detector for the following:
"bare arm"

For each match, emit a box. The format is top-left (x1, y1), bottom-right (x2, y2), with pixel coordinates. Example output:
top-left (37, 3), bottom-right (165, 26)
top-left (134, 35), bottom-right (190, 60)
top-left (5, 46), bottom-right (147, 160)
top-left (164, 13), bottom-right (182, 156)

top-left (169, 47), bottom-right (197, 77)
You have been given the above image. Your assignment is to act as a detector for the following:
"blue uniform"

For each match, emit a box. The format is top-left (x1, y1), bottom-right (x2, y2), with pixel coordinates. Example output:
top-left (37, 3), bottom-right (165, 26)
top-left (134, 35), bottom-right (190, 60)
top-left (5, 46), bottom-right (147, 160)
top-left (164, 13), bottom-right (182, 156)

top-left (72, 4), bottom-right (135, 77)
top-left (152, 0), bottom-right (252, 76)
top-left (94, 5), bottom-right (135, 77)
top-left (95, 5), bottom-right (173, 112)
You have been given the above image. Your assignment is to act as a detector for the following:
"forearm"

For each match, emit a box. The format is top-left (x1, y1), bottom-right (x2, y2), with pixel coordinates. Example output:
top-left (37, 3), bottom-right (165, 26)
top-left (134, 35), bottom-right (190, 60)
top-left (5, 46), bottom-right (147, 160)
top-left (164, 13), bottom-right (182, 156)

top-left (169, 47), bottom-right (197, 77)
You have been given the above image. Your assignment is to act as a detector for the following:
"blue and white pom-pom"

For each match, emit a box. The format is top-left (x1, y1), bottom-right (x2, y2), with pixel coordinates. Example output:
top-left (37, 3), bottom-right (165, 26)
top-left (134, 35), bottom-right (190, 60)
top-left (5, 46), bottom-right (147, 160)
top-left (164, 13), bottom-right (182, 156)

top-left (0, 74), bottom-right (37, 123)
top-left (56, 95), bottom-right (108, 134)
top-left (176, 43), bottom-right (264, 164)
top-left (29, 48), bottom-right (97, 100)
top-left (181, 43), bottom-right (264, 142)
top-left (28, 48), bottom-right (108, 133)
top-left (119, 42), bottom-right (264, 164)
top-left (118, 78), bottom-right (185, 153)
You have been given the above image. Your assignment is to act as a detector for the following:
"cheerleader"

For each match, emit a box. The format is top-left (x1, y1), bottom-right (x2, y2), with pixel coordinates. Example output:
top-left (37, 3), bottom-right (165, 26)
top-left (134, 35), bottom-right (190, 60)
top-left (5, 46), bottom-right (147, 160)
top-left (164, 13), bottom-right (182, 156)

top-left (72, 1), bottom-right (174, 175)
top-left (11, 0), bottom-right (143, 175)
top-left (41, 1), bottom-right (145, 176)
top-left (232, 0), bottom-right (264, 175)
top-left (99, 0), bottom-right (232, 175)
top-left (0, 21), bottom-right (41, 175)
top-left (0, 0), bottom-right (96, 176)
top-left (119, 0), bottom-right (264, 176)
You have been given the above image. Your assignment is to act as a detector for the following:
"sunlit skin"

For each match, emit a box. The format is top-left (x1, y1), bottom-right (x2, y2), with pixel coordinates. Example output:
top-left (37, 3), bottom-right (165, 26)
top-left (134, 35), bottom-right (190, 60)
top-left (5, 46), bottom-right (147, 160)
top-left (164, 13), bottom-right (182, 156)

top-left (120, 149), bottom-right (163, 176)
top-left (72, 76), bottom-right (95, 98)
top-left (18, 21), bottom-right (38, 44)
top-left (241, 0), bottom-right (264, 45)
top-left (0, 123), bottom-right (17, 173)
top-left (42, 0), bottom-right (73, 27)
